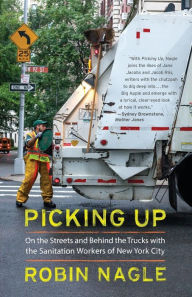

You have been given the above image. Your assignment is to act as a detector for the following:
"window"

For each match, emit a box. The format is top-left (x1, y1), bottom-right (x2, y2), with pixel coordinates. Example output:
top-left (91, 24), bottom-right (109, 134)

top-left (182, 0), bottom-right (192, 9)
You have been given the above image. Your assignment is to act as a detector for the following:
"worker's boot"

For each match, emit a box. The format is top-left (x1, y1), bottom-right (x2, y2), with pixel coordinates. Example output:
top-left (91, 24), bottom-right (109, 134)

top-left (43, 201), bottom-right (56, 209)
top-left (16, 201), bottom-right (23, 207)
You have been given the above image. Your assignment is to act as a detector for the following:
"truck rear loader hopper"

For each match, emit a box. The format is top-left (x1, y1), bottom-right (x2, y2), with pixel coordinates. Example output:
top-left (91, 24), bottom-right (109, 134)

top-left (53, 11), bottom-right (192, 210)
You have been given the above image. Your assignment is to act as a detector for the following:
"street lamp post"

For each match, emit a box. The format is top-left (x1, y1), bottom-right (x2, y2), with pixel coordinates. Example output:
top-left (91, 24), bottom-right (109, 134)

top-left (14, 0), bottom-right (28, 175)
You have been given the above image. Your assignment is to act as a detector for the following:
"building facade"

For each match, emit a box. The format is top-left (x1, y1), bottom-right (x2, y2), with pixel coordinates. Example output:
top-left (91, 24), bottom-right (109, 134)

top-left (99, 0), bottom-right (191, 40)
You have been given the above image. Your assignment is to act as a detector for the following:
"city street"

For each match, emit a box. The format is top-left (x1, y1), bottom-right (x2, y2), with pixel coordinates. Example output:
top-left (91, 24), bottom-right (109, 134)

top-left (0, 152), bottom-right (192, 297)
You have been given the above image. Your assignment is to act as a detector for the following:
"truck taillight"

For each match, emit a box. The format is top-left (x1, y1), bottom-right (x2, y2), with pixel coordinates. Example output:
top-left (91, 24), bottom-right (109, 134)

top-left (66, 178), bottom-right (73, 184)
top-left (100, 139), bottom-right (108, 146)
top-left (54, 178), bottom-right (60, 184)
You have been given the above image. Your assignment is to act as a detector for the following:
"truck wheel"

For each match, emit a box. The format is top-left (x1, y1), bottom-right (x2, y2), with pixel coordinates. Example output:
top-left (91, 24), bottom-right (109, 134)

top-left (174, 153), bottom-right (192, 207)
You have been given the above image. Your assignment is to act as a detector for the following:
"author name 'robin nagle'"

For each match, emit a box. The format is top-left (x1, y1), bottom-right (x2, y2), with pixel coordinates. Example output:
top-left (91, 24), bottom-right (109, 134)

top-left (25, 266), bottom-right (166, 283)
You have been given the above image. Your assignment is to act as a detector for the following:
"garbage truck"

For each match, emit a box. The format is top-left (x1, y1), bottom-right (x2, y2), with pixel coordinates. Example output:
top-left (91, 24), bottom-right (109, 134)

top-left (52, 10), bottom-right (192, 210)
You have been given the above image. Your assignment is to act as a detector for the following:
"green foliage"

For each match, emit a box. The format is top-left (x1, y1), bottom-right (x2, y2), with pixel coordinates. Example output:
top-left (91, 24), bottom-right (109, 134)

top-left (24, 89), bottom-right (47, 129)
top-left (0, 83), bottom-right (19, 131)
top-left (28, 0), bottom-right (105, 127)
top-left (0, 0), bottom-right (21, 131)
top-left (0, 0), bottom-right (105, 131)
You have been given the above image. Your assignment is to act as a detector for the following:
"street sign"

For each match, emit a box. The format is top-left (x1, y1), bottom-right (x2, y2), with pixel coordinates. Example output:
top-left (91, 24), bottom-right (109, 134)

top-left (10, 23), bottom-right (38, 49)
top-left (21, 74), bottom-right (30, 84)
top-left (10, 83), bottom-right (36, 92)
top-left (17, 49), bottom-right (31, 62)
top-left (26, 66), bottom-right (49, 73)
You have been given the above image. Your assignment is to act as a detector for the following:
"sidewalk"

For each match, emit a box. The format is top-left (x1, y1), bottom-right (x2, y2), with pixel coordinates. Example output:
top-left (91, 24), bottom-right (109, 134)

top-left (0, 150), bottom-right (40, 183)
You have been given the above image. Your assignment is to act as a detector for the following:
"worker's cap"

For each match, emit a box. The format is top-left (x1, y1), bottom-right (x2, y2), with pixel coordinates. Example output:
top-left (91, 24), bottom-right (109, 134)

top-left (33, 120), bottom-right (47, 128)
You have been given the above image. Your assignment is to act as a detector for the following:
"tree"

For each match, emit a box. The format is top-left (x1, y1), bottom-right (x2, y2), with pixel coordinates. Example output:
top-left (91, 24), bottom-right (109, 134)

top-left (0, 0), bottom-right (21, 131)
top-left (0, 0), bottom-right (51, 132)
top-left (27, 0), bottom-right (105, 127)
top-left (124, 0), bottom-right (140, 29)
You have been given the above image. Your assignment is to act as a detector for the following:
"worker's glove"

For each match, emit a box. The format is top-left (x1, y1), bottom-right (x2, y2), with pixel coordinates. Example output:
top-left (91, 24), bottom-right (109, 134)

top-left (35, 132), bottom-right (43, 139)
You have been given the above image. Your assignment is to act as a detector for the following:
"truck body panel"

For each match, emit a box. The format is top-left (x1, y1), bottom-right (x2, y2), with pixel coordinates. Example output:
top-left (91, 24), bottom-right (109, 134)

top-left (95, 13), bottom-right (192, 150)
top-left (170, 50), bottom-right (192, 152)
top-left (53, 11), bottom-right (192, 206)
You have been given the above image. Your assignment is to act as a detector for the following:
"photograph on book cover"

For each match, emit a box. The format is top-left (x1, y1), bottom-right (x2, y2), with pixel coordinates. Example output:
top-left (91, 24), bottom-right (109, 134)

top-left (1, 0), bottom-right (192, 296)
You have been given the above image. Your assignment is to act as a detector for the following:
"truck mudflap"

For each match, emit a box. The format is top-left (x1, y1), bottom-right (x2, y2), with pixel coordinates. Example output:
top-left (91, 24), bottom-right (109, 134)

top-left (169, 153), bottom-right (192, 208)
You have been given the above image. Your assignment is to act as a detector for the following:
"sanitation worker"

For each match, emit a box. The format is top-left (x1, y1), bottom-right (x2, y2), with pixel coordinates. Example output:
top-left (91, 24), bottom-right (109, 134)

top-left (16, 120), bottom-right (56, 208)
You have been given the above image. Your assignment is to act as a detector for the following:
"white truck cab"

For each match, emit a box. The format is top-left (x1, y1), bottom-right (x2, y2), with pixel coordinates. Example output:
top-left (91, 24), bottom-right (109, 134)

top-left (53, 11), bottom-right (192, 210)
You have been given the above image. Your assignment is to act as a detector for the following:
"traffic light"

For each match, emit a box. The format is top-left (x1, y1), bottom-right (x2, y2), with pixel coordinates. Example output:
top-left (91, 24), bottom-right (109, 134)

top-left (88, 56), bottom-right (92, 72)
top-left (90, 45), bottom-right (101, 69)
top-left (93, 45), bottom-right (100, 57)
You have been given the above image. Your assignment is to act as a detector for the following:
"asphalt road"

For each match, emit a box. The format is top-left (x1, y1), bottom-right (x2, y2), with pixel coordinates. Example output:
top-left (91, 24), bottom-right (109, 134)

top-left (0, 152), bottom-right (192, 297)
